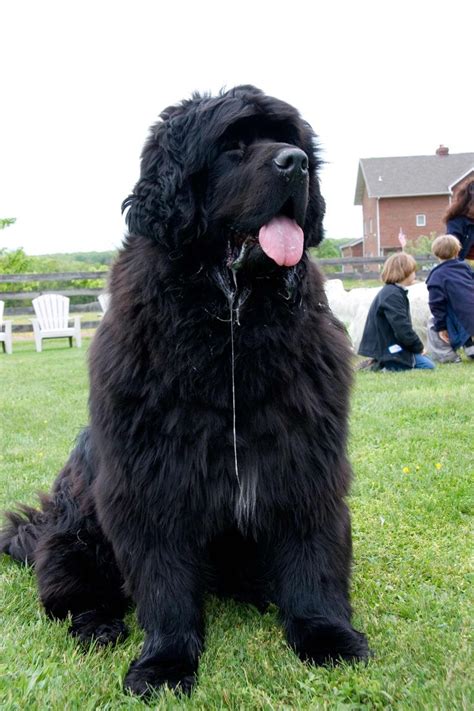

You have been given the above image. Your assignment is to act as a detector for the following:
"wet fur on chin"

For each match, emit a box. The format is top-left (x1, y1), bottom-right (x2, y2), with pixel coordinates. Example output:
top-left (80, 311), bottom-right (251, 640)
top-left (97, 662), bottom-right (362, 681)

top-left (1, 85), bottom-right (368, 699)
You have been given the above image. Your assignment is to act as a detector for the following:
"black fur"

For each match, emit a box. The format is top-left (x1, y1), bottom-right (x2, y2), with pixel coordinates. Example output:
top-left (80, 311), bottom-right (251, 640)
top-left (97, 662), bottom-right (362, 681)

top-left (1, 86), bottom-right (368, 698)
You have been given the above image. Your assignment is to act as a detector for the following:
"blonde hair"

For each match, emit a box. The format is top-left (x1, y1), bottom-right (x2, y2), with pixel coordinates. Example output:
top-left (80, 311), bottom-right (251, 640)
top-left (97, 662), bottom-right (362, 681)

top-left (381, 252), bottom-right (417, 284)
top-left (432, 234), bottom-right (461, 260)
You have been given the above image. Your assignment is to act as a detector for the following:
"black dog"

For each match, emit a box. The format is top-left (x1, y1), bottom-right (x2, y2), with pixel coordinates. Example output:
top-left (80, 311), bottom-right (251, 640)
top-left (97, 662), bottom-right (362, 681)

top-left (1, 86), bottom-right (368, 698)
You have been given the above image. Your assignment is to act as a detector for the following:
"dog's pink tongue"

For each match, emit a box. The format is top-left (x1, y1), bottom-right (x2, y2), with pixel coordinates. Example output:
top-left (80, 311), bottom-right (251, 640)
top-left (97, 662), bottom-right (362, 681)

top-left (258, 216), bottom-right (304, 267)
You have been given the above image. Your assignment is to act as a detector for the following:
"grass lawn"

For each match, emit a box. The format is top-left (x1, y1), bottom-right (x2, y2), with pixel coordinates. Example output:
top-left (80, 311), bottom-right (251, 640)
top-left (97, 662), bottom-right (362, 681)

top-left (0, 341), bottom-right (472, 710)
top-left (7, 311), bottom-right (103, 326)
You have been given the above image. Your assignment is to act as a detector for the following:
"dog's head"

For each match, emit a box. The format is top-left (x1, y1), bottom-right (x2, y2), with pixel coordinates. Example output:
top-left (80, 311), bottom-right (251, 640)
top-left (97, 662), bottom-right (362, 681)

top-left (123, 86), bottom-right (325, 274)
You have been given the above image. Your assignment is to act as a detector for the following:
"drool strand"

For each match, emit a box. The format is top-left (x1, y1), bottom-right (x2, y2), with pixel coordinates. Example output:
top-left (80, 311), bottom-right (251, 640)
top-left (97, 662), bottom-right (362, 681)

top-left (229, 270), bottom-right (241, 490)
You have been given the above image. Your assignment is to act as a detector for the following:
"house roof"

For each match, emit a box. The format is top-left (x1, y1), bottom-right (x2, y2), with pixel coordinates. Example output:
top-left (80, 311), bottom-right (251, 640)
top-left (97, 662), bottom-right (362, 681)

top-left (354, 152), bottom-right (474, 205)
top-left (341, 238), bottom-right (364, 249)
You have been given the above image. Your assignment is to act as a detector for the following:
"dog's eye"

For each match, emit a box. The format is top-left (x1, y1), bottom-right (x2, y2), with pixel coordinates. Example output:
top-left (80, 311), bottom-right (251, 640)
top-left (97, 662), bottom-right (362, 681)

top-left (223, 141), bottom-right (245, 155)
top-left (220, 147), bottom-right (244, 165)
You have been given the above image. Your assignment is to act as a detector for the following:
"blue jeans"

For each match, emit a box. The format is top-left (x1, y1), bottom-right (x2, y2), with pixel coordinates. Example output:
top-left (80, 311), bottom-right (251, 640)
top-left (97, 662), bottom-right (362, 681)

top-left (447, 306), bottom-right (470, 350)
top-left (414, 354), bottom-right (435, 369)
top-left (385, 353), bottom-right (435, 371)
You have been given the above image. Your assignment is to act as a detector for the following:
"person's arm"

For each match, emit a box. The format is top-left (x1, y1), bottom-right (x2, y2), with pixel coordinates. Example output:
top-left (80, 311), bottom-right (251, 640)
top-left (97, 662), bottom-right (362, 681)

top-left (382, 291), bottom-right (424, 353)
top-left (427, 282), bottom-right (448, 332)
top-left (444, 268), bottom-right (474, 335)
top-left (446, 218), bottom-right (465, 242)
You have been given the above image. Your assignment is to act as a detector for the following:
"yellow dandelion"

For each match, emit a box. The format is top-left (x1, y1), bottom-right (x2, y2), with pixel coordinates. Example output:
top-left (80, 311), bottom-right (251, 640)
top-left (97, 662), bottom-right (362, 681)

top-left (402, 466), bottom-right (410, 474)
top-left (435, 462), bottom-right (442, 470)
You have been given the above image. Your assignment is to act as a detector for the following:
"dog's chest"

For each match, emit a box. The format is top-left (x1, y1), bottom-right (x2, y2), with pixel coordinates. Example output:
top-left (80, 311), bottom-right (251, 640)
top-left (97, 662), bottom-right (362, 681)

top-left (233, 466), bottom-right (259, 530)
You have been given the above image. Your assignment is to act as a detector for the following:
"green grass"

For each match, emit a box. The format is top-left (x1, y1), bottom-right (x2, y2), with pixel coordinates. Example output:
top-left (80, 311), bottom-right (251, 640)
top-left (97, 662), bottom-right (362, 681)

top-left (1, 342), bottom-right (472, 710)
top-left (342, 280), bottom-right (381, 290)
top-left (9, 311), bottom-right (103, 327)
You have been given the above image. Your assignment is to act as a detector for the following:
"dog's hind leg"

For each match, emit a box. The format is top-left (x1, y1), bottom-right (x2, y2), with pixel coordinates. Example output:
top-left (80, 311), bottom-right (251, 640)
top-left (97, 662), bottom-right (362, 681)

top-left (36, 454), bottom-right (129, 645)
top-left (2, 430), bottom-right (129, 647)
top-left (35, 513), bottom-right (129, 646)
top-left (2, 499), bottom-right (129, 647)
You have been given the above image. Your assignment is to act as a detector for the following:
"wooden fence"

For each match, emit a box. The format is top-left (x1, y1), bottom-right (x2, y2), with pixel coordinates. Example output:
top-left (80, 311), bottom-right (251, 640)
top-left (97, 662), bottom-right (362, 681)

top-left (0, 271), bottom-right (108, 300)
top-left (0, 271), bottom-right (108, 332)
top-left (0, 256), bottom-right (437, 332)
top-left (318, 255), bottom-right (436, 280)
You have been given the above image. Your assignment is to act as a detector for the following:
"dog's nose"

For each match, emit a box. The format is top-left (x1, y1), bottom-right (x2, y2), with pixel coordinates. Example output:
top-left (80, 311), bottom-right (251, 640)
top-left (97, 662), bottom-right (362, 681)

top-left (273, 148), bottom-right (308, 176)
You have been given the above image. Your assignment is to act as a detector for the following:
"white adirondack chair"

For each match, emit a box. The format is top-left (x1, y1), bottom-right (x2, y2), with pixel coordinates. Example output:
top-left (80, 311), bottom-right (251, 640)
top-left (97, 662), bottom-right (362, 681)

top-left (0, 300), bottom-right (13, 354)
top-left (98, 293), bottom-right (111, 313)
top-left (31, 294), bottom-right (82, 352)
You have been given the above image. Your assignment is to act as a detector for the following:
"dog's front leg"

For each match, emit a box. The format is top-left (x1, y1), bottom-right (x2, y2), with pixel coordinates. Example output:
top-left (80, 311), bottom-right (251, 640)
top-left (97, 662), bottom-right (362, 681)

top-left (272, 504), bottom-right (369, 666)
top-left (120, 538), bottom-right (204, 699)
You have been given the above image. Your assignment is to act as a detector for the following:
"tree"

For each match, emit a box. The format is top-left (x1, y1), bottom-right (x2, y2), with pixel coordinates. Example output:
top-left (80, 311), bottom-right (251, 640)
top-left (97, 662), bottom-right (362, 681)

top-left (310, 238), bottom-right (345, 273)
top-left (0, 217), bottom-right (29, 274)
top-left (405, 233), bottom-right (436, 255)
top-left (0, 247), bottom-right (33, 274)
top-left (0, 218), bottom-right (16, 230)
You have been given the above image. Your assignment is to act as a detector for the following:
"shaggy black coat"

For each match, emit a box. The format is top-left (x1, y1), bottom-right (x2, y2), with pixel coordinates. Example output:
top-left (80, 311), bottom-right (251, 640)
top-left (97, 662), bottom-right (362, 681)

top-left (1, 85), bottom-right (368, 698)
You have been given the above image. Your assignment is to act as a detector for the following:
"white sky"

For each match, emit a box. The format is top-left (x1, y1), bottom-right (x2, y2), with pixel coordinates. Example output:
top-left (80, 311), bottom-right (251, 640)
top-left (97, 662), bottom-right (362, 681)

top-left (1, 0), bottom-right (472, 255)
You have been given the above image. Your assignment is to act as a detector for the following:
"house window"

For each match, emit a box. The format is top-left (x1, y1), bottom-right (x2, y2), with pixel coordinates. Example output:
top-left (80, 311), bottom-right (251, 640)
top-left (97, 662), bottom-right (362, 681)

top-left (416, 214), bottom-right (426, 227)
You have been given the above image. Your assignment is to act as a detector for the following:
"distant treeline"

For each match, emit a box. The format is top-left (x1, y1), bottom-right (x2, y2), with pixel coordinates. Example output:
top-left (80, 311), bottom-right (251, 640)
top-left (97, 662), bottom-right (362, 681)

top-left (0, 242), bottom-right (350, 295)
top-left (42, 250), bottom-right (117, 266)
top-left (0, 248), bottom-right (117, 275)
top-left (0, 248), bottom-right (116, 306)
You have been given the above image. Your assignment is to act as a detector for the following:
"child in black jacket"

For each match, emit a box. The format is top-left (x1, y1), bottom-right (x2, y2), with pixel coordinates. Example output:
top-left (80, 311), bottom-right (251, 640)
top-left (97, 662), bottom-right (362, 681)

top-left (359, 253), bottom-right (435, 371)
top-left (426, 234), bottom-right (474, 359)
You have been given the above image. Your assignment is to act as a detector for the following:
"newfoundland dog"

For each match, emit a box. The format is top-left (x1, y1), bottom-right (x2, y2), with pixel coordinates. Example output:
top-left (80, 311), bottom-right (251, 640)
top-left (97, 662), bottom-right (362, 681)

top-left (1, 85), bottom-right (368, 698)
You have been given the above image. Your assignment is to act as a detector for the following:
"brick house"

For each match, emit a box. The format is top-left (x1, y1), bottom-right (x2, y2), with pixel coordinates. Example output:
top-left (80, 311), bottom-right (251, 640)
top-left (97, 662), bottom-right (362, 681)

top-left (354, 147), bottom-right (474, 256)
top-left (340, 238), bottom-right (364, 272)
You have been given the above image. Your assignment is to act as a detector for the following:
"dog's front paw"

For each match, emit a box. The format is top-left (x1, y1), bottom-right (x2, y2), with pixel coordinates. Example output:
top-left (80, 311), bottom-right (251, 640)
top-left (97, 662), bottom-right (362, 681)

top-left (70, 610), bottom-right (128, 646)
top-left (123, 657), bottom-right (197, 698)
top-left (288, 616), bottom-right (370, 666)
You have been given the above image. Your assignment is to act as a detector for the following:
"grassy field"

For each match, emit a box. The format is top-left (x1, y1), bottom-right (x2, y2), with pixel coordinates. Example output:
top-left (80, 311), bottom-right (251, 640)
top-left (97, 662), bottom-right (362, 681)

top-left (7, 310), bottom-right (103, 326)
top-left (0, 341), bottom-right (472, 710)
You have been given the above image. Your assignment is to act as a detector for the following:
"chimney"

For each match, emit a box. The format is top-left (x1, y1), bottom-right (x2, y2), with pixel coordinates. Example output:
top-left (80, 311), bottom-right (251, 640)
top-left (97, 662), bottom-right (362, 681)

top-left (436, 145), bottom-right (449, 156)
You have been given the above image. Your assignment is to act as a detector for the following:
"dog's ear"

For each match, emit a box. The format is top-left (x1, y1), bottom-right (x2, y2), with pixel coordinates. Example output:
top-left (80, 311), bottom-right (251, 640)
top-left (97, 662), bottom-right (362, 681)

top-left (122, 110), bottom-right (199, 246)
top-left (302, 129), bottom-right (326, 247)
top-left (304, 176), bottom-right (326, 247)
top-left (122, 90), bottom-right (266, 246)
